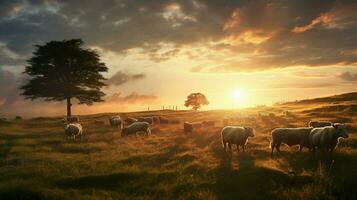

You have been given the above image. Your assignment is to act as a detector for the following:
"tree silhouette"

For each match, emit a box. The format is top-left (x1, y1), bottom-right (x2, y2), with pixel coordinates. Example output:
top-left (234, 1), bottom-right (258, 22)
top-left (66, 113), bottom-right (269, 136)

top-left (20, 39), bottom-right (108, 117)
top-left (184, 93), bottom-right (209, 110)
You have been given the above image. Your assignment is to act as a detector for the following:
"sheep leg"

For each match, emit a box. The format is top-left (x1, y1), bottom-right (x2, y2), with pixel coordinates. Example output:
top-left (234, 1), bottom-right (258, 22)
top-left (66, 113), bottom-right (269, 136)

top-left (276, 144), bottom-right (282, 154)
top-left (236, 144), bottom-right (239, 152)
top-left (270, 141), bottom-right (276, 157)
top-left (299, 145), bottom-right (303, 152)
top-left (146, 128), bottom-right (151, 136)
top-left (223, 142), bottom-right (227, 152)
top-left (242, 145), bottom-right (245, 152)
top-left (228, 143), bottom-right (232, 154)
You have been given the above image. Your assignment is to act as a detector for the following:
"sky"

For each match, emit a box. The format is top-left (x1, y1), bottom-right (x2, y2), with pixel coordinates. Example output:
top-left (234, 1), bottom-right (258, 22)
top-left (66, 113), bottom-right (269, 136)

top-left (0, 0), bottom-right (357, 117)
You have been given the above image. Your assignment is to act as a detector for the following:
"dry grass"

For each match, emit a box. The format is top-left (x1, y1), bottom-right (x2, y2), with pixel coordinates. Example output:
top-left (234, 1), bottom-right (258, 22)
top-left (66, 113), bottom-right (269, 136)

top-left (0, 101), bottom-right (357, 199)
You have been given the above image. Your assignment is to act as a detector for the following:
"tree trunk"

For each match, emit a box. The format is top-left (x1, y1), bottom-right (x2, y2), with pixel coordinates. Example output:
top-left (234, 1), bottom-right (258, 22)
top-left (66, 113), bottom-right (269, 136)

top-left (66, 97), bottom-right (72, 117)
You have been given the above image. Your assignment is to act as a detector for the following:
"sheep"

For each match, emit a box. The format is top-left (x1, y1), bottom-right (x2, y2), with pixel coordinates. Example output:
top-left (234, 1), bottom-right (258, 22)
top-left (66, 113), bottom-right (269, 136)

top-left (124, 117), bottom-right (138, 125)
top-left (159, 116), bottom-right (169, 124)
top-left (308, 121), bottom-right (333, 128)
top-left (15, 116), bottom-right (22, 120)
top-left (0, 117), bottom-right (7, 122)
top-left (270, 127), bottom-right (313, 156)
top-left (221, 126), bottom-right (254, 153)
top-left (121, 122), bottom-right (151, 136)
top-left (64, 123), bottom-right (83, 140)
top-left (109, 116), bottom-right (123, 129)
top-left (309, 123), bottom-right (349, 152)
top-left (138, 117), bottom-right (153, 124)
top-left (152, 116), bottom-right (160, 124)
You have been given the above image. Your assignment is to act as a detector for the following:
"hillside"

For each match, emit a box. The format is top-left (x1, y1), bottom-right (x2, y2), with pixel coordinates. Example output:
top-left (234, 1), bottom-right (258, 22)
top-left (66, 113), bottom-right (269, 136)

top-left (0, 93), bottom-right (356, 200)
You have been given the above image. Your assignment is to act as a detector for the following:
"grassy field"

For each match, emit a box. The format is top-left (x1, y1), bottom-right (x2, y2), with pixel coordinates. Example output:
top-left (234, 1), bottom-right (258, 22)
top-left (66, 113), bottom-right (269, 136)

top-left (0, 93), bottom-right (357, 200)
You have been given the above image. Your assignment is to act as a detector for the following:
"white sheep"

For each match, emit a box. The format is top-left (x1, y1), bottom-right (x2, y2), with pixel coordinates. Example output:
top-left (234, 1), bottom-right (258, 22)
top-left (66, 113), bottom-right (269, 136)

top-left (124, 117), bottom-right (138, 125)
top-left (121, 122), bottom-right (151, 136)
top-left (309, 123), bottom-right (349, 152)
top-left (270, 127), bottom-right (312, 156)
top-left (308, 121), bottom-right (332, 128)
top-left (221, 126), bottom-right (254, 153)
top-left (64, 123), bottom-right (83, 140)
top-left (109, 116), bottom-right (123, 129)
top-left (138, 117), bottom-right (153, 124)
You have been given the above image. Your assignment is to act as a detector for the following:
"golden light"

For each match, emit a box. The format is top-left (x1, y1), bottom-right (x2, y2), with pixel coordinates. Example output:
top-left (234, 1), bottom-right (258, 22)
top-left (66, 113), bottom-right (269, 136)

top-left (232, 89), bottom-right (246, 102)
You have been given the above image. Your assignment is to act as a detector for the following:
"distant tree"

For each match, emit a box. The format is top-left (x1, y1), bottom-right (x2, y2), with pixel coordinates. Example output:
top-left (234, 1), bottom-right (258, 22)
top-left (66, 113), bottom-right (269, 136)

top-left (20, 39), bottom-right (108, 117)
top-left (184, 93), bottom-right (209, 111)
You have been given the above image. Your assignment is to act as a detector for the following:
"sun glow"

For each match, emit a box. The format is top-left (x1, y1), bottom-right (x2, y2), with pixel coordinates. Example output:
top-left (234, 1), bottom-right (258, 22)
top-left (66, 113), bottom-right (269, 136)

top-left (229, 89), bottom-right (248, 108)
top-left (232, 89), bottom-right (245, 101)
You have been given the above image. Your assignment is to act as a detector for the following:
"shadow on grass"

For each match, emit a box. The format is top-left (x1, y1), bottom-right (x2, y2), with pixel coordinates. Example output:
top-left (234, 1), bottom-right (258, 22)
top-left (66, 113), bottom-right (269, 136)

top-left (213, 149), bottom-right (314, 200)
top-left (275, 151), bottom-right (357, 199)
top-left (57, 172), bottom-right (141, 190)
top-left (0, 188), bottom-right (45, 200)
top-left (55, 145), bottom-right (101, 154)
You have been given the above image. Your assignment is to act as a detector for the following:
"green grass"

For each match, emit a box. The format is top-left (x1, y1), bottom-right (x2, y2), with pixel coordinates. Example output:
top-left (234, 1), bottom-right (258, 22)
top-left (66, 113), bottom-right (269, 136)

top-left (0, 108), bottom-right (356, 200)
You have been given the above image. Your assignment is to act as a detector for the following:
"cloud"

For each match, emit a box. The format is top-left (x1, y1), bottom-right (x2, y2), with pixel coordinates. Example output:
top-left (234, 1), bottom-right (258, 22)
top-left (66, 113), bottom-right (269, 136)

top-left (106, 71), bottom-right (146, 86)
top-left (270, 82), bottom-right (335, 89)
top-left (106, 92), bottom-right (158, 104)
top-left (0, 0), bottom-right (356, 72)
top-left (292, 71), bottom-right (329, 78)
top-left (292, 13), bottom-right (334, 33)
top-left (339, 71), bottom-right (357, 81)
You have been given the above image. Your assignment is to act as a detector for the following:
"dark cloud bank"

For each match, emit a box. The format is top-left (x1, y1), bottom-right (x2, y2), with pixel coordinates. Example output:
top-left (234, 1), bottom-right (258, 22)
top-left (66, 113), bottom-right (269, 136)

top-left (0, 0), bottom-right (356, 71)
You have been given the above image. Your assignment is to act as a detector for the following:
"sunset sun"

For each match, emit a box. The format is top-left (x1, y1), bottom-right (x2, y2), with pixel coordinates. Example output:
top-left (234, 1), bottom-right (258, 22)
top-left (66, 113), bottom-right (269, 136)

top-left (232, 89), bottom-right (246, 102)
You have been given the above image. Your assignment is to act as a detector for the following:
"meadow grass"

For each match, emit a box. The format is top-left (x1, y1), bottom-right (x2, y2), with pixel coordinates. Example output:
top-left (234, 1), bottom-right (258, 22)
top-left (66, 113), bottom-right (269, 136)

top-left (0, 108), bottom-right (356, 200)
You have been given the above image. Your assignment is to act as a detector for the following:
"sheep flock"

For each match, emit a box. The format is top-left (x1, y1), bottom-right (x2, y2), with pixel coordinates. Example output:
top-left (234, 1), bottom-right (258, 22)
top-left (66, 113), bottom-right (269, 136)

top-left (60, 113), bottom-right (349, 157)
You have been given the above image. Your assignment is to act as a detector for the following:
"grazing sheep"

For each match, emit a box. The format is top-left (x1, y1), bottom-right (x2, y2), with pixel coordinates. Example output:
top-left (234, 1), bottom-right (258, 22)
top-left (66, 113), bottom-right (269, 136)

top-left (309, 123), bottom-right (349, 152)
top-left (308, 121), bottom-right (333, 128)
top-left (270, 127), bottom-right (313, 156)
top-left (94, 119), bottom-right (105, 125)
top-left (124, 117), bottom-right (138, 125)
top-left (159, 116), bottom-right (169, 124)
top-left (66, 116), bottom-right (79, 123)
top-left (15, 116), bottom-right (22, 120)
top-left (109, 116), bottom-right (123, 129)
top-left (64, 123), bottom-right (83, 140)
top-left (152, 116), bottom-right (160, 124)
top-left (0, 117), bottom-right (7, 122)
top-left (221, 126), bottom-right (254, 153)
top-left (138, 117), bottom-right (153, 124)
top-left (202, 120), bottom-right (215, 127)
top-left (122, 122), bottom-right (151, 136)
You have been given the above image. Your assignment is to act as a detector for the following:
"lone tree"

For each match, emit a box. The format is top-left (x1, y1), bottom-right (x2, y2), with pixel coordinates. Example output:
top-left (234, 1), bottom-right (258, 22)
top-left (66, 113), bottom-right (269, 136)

top-left (184, 92), bottom-right (209, 110)
top-left (20, 39), bottom-right (108, 117)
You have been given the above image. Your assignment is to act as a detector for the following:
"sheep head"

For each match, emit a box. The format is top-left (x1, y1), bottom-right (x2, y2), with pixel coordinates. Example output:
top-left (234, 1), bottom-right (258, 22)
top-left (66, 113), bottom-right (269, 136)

top-left (333, 123), bottom-right (349, 138)
top-left (244, 127), bottom-right (254, 137)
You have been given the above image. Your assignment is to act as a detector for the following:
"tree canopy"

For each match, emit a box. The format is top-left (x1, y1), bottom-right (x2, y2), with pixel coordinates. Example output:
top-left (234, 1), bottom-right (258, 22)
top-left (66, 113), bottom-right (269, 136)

top-left (184, 93), bottom-right (209, 111)
top-left (20, 39), bottom-right (108, 116)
